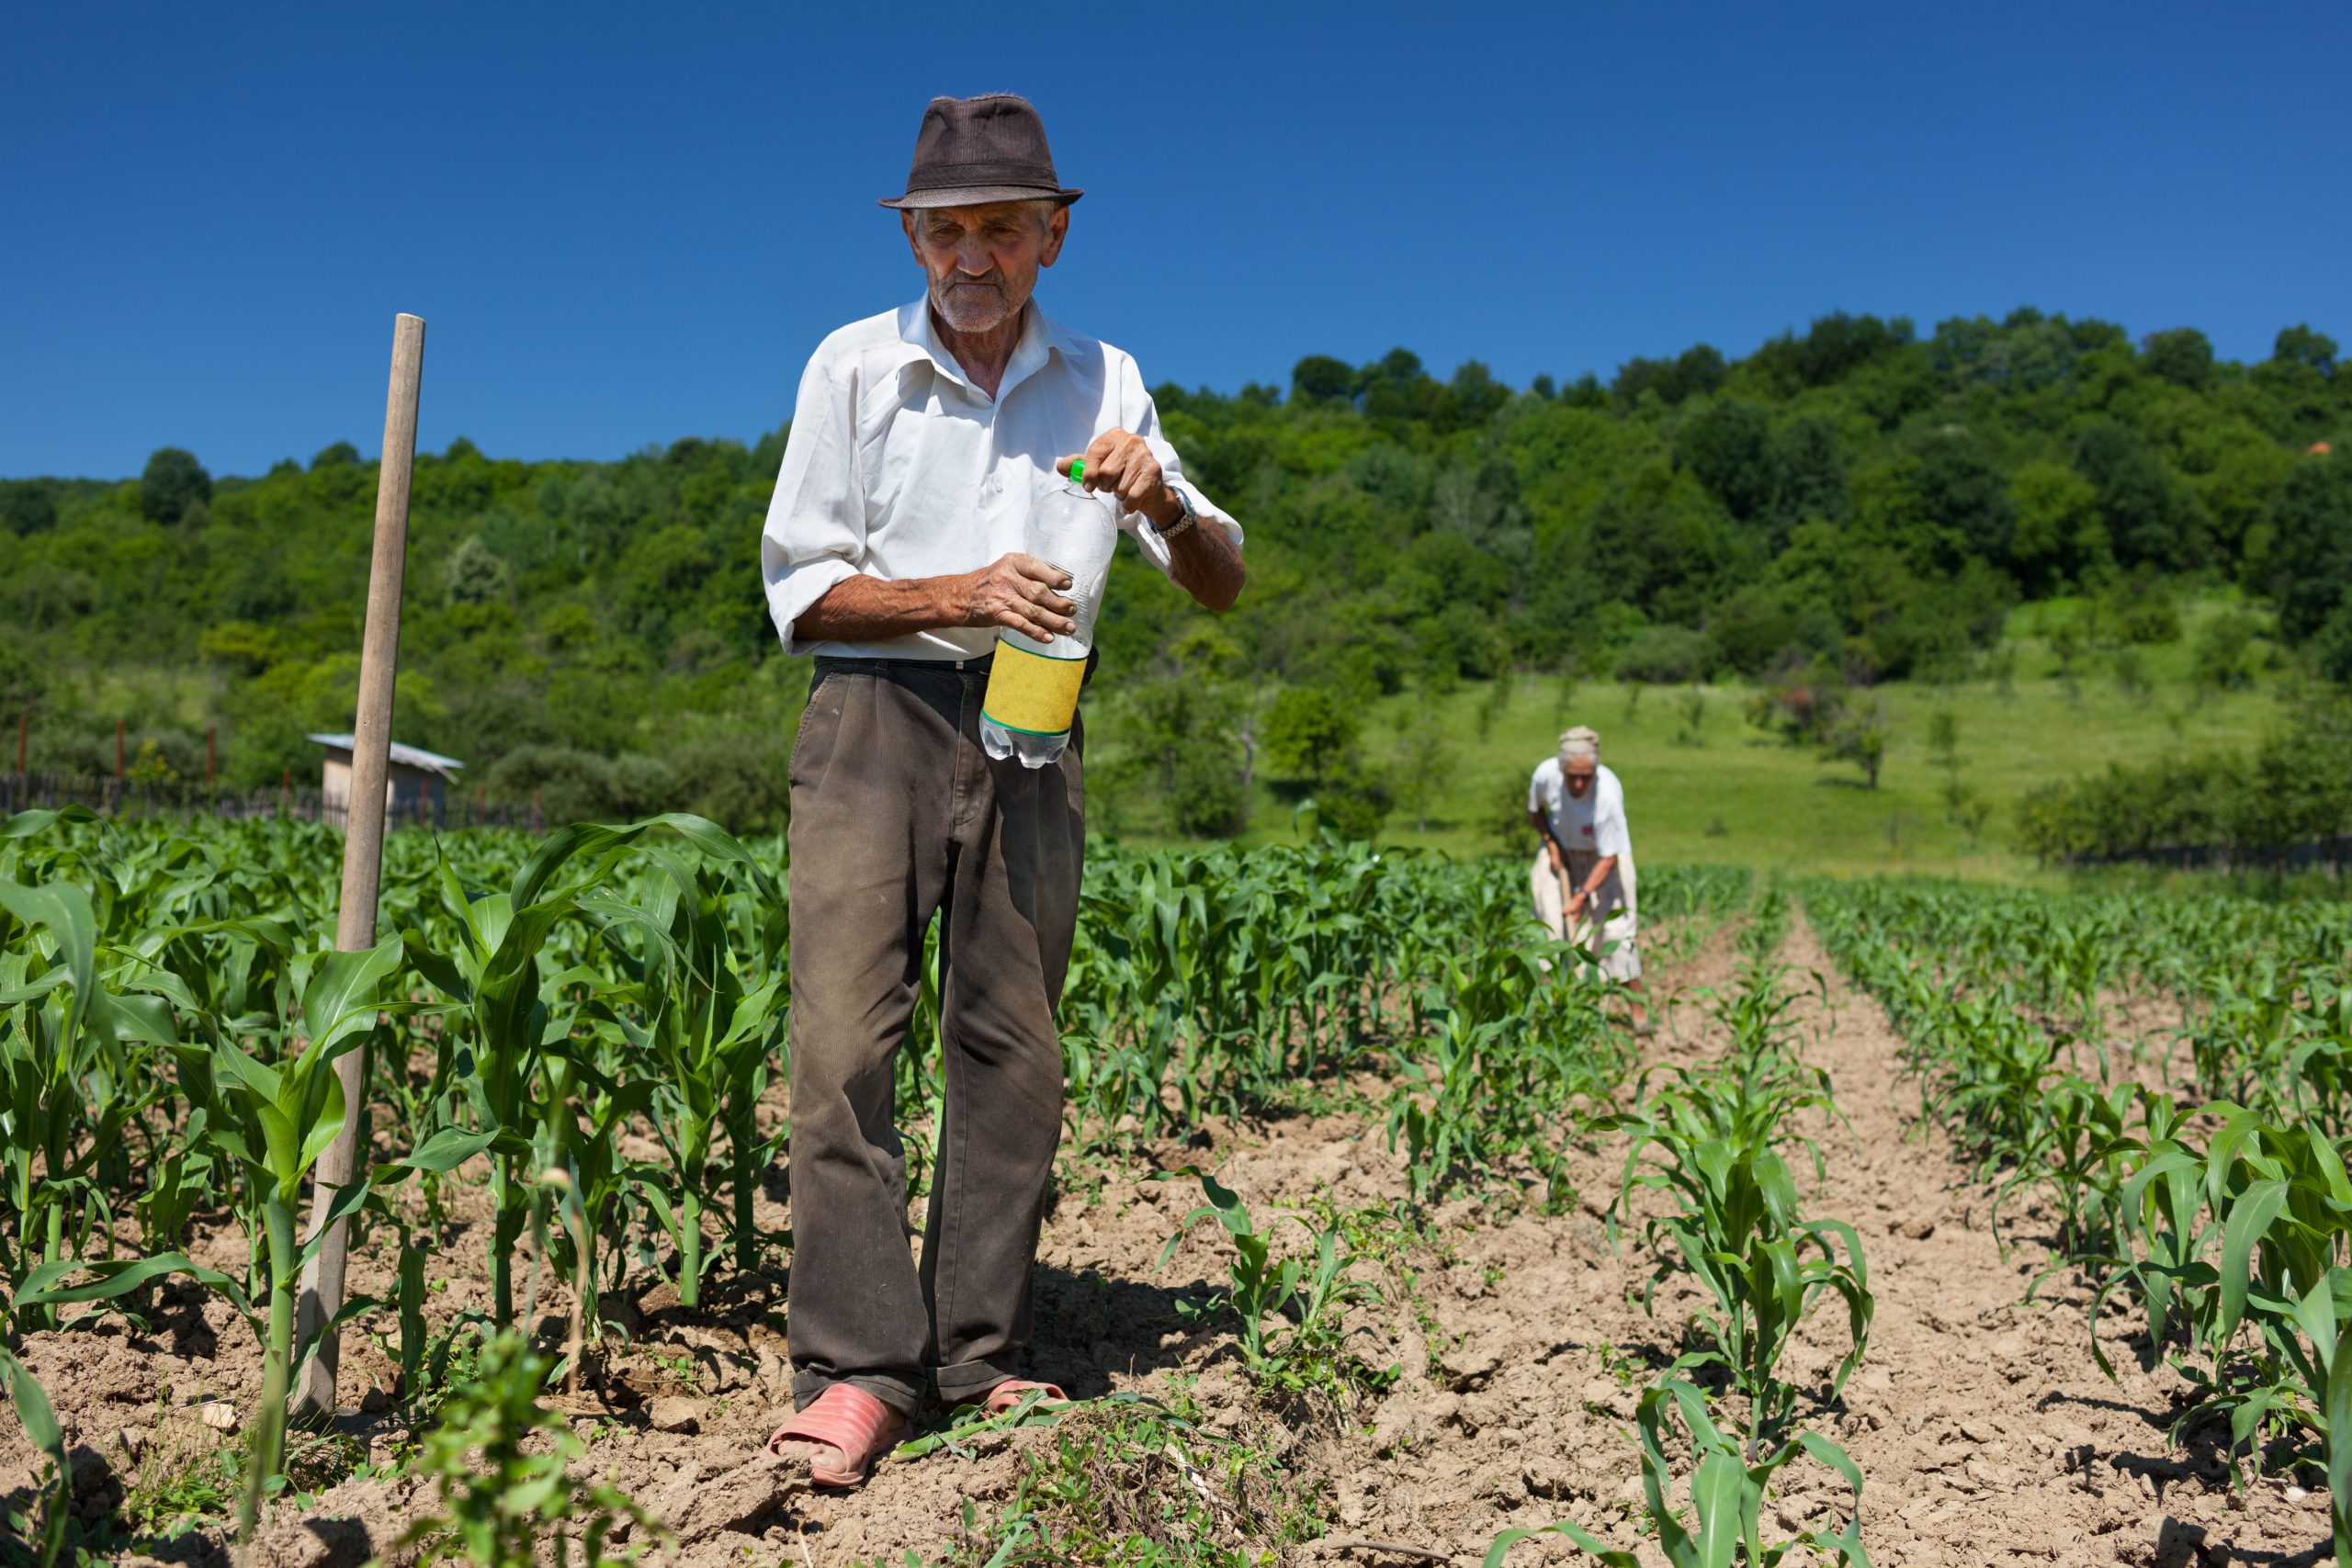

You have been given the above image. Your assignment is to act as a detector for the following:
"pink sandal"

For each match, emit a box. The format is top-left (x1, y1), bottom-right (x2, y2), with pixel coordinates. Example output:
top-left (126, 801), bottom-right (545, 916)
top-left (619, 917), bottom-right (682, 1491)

top-left (981, 1379), bottom-right (1068, 1416)
top-left (766, 1384), bottom-right (914, 1488)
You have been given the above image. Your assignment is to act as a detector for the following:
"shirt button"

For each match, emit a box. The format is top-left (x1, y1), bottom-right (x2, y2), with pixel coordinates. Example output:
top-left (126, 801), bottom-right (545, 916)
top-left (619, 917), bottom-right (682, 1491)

top-left (992, 475), bottom-right (1004, 492)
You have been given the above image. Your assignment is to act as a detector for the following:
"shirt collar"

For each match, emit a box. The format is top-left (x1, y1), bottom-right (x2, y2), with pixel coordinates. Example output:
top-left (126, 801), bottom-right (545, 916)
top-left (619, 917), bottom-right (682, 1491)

top-left (896, 298), bottom-right (1065, 402)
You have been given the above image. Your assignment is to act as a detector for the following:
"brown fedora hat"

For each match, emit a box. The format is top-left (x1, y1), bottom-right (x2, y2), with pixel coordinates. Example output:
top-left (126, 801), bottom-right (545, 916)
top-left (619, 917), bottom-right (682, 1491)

top-left (878, 94), bottom-right (1084, 210)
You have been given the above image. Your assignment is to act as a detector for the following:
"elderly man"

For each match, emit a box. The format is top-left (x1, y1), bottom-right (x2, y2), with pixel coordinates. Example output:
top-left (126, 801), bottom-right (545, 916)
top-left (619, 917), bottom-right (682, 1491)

top-left (757, 95), bottom-right (1245, 1485)
top-left (1528, 726), bottom-right (1650, 1032)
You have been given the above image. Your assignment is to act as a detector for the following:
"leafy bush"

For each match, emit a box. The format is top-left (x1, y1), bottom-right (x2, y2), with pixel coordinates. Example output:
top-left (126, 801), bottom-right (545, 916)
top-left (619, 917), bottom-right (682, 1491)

top-left (1612, 625), bottom-right (1717, 684)
top-left (1311, 772), bottom-right (1391, 840)
top-left (442, 535), bottom-right (512, 608)
top-left (471, 743), bottom-right (692, 826)
top-left (2109, 590), bottom-right (2183, 645)
top-left (1821, 694), bottom-right (1889, 789)
top-left (607, 753), bottom-right (679, 818)
top-left (1707, 587), bottom-right (1799, 674)
top-left (1166, 748), bottom-right (1250, 839)
top-left (2193, 610), bottom-right (2263, 690)
top-left (671, 734), bottom-right (787, 833)
top-left (484, 746), bottom-right (620, 823)
top-left (1261, 687), bottom-right (1358, 782)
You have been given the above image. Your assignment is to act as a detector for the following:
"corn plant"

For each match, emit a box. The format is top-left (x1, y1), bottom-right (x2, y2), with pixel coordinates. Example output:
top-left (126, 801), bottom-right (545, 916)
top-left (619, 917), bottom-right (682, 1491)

top-left (0, 877), bottom-right (175, 1310)
top-left (1993, 1075), bottom-right (2140, 1265)
top-left (1385, 890), bottom-right (1618, 1210)
top-left (403, 854), bottom-right (595, 1326)
top-left (1738, 884), bottom-right (1792, 966)
top-left (11, 937), bottom-right (456, 1493)
top-left (537, 1066), bottom-right (659, 1335)
top-left (0, 1345), bottom-right (69, 1568)
top-left (1606, 940), bottom-right (1869, 1454)
top-left (2093, 1104), bottom-right (2352, 1496)
top-left (1609, 1068), bottom-right (1871, 1451)
top-left (1154, 1168), bottom-right (1384, 1403)
top-left (2335, 1326), bottom-right (2352, 1568)
top-left (404, 815), bottom-right (764, 1321)
top-left (1485, 1380), bottom-right (1870, 1566)
top-left (582, 844), bottom-right (784, 1303)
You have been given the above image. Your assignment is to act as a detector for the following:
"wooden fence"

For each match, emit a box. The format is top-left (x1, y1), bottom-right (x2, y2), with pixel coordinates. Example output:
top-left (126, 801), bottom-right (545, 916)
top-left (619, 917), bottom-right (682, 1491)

top-left (0, 773), bottom-right (543, 832)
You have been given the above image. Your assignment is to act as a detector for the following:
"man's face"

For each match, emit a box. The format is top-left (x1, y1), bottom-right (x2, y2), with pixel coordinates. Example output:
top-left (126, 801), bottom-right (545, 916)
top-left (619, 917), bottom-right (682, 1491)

top-left (1565, 761), bottom-right (1597, 799)
top-left (903, 200), bottom-right (1069, 335)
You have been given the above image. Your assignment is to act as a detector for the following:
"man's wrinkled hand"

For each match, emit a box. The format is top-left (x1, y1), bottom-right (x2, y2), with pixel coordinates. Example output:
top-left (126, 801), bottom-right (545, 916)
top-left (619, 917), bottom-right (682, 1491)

top-left (957, 552), bottom-right (1076, 646)
top-left (1058, 430), bottom-right (1179, 528)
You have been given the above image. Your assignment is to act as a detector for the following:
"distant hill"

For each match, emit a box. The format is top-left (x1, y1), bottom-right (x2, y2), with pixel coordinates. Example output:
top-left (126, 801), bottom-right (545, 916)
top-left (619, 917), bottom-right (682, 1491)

top-left (2, 310), bottom-right (2346, 838)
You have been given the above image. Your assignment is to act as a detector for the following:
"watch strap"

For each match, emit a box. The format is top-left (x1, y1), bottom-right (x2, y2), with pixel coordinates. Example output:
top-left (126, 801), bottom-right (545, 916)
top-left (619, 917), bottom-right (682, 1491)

top-left (1154, 485), bottom-right (1198, 539)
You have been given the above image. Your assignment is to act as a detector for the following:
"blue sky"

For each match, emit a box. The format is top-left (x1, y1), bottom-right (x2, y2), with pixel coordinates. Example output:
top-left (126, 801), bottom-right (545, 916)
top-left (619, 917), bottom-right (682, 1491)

top-left (4, 1), bottom-right (2345, 479)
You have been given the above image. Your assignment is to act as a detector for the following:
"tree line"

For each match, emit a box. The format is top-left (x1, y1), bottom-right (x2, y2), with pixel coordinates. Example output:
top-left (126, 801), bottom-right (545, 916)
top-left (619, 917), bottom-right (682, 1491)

top-left (0, 308), bottom-right (2346, 838)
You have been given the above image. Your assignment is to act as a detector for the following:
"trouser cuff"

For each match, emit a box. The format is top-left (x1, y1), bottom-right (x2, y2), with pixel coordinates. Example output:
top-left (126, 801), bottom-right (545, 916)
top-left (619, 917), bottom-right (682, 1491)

top-left (791, 1369), bottom-right (922, 1418)
top-left (932, 1353), bottom-right (1023, 1405)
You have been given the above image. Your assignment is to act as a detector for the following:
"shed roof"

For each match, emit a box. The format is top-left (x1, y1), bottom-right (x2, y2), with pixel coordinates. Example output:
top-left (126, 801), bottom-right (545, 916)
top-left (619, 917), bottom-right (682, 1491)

top-left (308, 733), bottom-right (466, 776)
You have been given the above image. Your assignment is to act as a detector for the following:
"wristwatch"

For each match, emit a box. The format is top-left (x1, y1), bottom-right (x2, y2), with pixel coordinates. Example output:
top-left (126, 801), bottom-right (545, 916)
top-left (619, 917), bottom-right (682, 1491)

top-left (1151, 484), bottom-right (1198, 541)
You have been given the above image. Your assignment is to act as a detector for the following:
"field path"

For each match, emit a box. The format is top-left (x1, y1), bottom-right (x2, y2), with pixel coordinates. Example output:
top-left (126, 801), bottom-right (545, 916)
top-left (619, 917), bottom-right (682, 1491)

top-left (1763, 917), bottom-right (2329, 1568)
top-left (1294, 914), bottom-right (2334, 1566)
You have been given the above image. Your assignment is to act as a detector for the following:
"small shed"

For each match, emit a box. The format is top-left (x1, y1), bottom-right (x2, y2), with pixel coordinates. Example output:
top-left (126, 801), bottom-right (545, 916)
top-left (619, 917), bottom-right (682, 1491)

top-left (310, 732), bottom-right (464, 822)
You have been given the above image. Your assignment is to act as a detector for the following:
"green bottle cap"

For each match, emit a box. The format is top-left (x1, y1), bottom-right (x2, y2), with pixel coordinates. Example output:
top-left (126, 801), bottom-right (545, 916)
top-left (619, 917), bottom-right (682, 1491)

top-left (1069, 458), bottom-right (1084, 485)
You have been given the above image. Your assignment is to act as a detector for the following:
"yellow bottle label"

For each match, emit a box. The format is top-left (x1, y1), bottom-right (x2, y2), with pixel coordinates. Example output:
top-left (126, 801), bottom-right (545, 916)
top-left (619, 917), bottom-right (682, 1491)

top-left (981, 639), bottom-right (1087, 735)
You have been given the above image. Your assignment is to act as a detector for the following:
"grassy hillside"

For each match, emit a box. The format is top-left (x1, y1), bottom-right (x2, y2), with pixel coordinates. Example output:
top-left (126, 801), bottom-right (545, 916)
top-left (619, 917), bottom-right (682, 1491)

top-left (1124, 593), bottom-right (2281, 878)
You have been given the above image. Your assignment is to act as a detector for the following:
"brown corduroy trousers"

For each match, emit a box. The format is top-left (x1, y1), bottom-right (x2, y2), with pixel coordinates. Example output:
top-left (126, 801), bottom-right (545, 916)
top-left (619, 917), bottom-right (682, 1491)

top-left (783, 656), bottom-right (1083, 1415)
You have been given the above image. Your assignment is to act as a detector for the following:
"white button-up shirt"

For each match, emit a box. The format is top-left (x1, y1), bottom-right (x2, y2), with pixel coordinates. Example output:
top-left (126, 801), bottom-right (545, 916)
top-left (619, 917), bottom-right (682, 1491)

top-left (1528, 759), bottom-right (1639, 916)
top-left (760, 299), bottom-right (1241, 661)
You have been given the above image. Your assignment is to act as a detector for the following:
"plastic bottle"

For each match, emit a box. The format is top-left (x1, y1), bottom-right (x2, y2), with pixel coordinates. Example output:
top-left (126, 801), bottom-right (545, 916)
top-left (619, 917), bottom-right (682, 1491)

top-left (980, 460), bottom-right (1119, 767)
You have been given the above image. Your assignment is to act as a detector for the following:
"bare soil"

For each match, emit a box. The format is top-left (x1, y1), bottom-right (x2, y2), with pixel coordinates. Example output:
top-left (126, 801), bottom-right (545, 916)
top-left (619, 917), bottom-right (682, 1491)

top-left (0, 917), bottom-right (2330, 1566)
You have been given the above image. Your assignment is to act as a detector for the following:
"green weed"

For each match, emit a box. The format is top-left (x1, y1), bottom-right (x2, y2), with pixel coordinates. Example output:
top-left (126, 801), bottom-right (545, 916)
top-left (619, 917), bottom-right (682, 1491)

top-left (1157, 1170), bottom-right (1391, 1407)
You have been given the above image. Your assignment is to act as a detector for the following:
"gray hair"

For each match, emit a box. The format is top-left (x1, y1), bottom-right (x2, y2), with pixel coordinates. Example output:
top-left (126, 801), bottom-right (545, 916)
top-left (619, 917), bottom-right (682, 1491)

top-left (1558, 726), bottom-right (1600, 767)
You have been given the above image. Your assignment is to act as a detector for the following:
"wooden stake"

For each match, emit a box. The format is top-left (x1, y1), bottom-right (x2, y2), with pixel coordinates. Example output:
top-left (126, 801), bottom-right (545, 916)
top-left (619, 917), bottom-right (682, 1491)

top-left (294, 313), bottom-right (424, 1418)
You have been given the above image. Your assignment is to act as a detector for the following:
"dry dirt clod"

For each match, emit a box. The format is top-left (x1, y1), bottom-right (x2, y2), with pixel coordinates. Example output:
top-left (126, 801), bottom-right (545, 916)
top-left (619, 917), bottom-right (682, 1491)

top-left (657, 1455), bottom-right (802, 1541)
top-left (249, 1512), bottom-right (372, 1568)
top-left (650, 1395), bottom-right (705, 1433)
top-left (1318, 1538), bottom-right (1456, 1563)
top-left (197, 1400), bottom-right (240, 1434)
top-left (1440, 1346), bottom-right (1500, 1391)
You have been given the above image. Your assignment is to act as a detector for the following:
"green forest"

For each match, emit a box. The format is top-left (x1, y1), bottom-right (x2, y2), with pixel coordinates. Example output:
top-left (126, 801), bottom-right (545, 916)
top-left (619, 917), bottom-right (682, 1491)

top-left (3, 308), bottom-right (2348, 852)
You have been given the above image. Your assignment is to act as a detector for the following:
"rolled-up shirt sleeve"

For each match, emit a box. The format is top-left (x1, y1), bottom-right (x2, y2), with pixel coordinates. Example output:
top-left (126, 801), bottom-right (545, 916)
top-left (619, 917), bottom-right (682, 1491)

top-left (761, 355), bottom-right (865, 655)
top-left (1115, 355), bottom-right (1242, 579)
